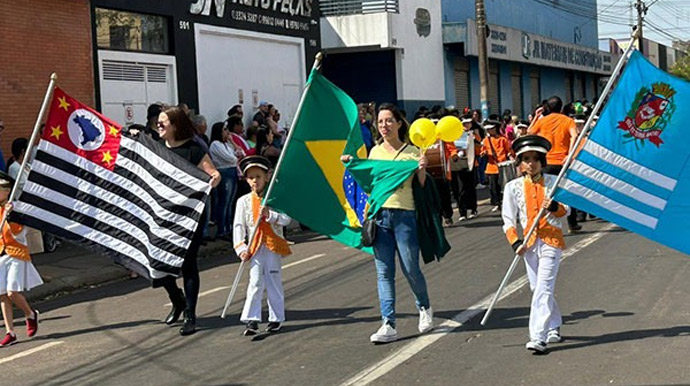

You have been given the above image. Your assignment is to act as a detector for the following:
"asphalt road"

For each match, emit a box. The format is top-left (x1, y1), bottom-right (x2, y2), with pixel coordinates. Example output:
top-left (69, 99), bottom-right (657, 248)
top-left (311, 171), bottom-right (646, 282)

top-left (3, 206), bottom-right (690, 386)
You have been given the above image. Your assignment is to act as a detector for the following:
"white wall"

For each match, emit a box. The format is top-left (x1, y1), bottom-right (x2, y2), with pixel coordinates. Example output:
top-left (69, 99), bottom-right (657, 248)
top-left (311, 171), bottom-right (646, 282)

top-left (321, 13), bottom-right (391, 49)
top-left (390, 0), bottom-right (445, 102)
top-left (194, 24), bottom-right (306, 130)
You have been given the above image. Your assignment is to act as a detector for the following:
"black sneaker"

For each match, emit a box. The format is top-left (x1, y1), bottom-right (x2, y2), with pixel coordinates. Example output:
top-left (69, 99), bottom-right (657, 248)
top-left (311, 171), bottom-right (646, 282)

top-left (243, 321), bottom-right (259, 336)
top-left (266, 322), bottom-right (282, 333)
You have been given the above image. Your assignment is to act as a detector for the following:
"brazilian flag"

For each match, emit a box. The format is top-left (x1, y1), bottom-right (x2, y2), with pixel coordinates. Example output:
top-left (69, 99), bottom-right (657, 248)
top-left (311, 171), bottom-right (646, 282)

top-left (267, 68), bottom-right (416, 253)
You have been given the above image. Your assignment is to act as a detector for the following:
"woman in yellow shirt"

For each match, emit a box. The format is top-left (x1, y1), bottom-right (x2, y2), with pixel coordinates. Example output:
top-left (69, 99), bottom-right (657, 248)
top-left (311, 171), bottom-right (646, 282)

top-left (366, 103), bottom-right (434, 343)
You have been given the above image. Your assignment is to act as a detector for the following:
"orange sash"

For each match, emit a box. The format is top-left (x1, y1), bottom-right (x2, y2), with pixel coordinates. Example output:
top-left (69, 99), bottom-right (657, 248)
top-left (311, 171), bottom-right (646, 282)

top-left (248, 193), bottom-right (291, 257)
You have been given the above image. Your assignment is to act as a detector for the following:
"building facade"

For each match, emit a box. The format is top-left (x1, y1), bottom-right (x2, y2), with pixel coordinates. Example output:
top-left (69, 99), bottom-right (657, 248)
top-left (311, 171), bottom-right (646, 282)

top-left (320, 0), bottom-right (445, 114)
top-left (91, 0), bottom-right (321, 128)
top-left (442, 0), bottom-right (616, 118)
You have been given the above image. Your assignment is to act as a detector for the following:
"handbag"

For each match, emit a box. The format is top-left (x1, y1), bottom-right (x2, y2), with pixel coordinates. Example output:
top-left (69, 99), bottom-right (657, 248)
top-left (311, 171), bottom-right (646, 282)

top-left (360, 144), bottom-right (408, 247)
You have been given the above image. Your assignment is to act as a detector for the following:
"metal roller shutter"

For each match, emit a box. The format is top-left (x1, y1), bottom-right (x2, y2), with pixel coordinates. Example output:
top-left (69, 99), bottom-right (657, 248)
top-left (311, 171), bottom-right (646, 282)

top-left (511, 64), bottom-right (522, 117)
top-left (529, 68), bottom-right (540, 113)
top-left (564, 73), bottom-right (572, 102)
top-left (573, 73), bottom-right (584, 101)
top-left (454, 57), bottom-right (470, 110)
top-left (489, 60), bottom-right (500, 115)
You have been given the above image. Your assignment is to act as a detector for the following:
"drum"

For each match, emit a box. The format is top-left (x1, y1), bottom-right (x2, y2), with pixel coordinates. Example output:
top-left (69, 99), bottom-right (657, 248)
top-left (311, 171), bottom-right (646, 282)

top-left (424, 141), bottom-right (446, 179)
top-left (498, 160), bottom-right (518, 188)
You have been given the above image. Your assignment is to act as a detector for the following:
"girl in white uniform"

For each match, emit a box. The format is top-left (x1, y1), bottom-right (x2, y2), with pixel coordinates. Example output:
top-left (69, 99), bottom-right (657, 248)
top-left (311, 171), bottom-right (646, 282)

top-left (501, 135), bottom-right (569, 353)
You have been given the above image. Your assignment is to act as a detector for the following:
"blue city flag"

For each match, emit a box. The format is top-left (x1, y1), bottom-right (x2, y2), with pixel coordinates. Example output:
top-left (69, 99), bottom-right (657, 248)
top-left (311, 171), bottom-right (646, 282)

top-left (553, 51), bottom-right (690, 255)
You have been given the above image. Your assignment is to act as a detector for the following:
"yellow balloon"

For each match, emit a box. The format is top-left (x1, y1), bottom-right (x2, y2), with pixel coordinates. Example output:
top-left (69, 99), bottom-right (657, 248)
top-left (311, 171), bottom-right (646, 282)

top-left (409, 118), bottom-right (436, 149)
top-left (436, 116), bottom-right (464, 142)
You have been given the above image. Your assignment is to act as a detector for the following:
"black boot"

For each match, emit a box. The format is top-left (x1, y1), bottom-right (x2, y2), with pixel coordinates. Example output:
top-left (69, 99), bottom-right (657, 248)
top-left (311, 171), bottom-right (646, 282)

top-left (164, 289), bottom-right (186, 325)
top-left (179, 310), bottom-right (196, 336)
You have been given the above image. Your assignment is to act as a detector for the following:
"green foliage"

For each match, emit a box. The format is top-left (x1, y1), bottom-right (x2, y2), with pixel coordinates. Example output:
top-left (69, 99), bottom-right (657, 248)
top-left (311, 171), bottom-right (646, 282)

top-left (670, 55), bottom-right (690, 81)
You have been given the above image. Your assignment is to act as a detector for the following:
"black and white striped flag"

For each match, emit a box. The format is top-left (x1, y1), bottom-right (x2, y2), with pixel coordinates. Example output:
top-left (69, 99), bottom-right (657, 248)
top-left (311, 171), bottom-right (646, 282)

top-left (11, 88), bottom-right (211, 280)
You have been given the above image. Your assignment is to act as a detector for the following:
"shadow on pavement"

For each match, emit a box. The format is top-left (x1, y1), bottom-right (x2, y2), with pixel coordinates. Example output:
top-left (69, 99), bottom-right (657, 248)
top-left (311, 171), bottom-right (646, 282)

top-left (549, 325), bottom-right (690, 352)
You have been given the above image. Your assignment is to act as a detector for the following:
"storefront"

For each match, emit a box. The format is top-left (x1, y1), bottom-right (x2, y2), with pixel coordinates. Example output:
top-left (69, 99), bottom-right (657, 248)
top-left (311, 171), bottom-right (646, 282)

top-left (444, 20), bottom-right (617, 118)
top-left (91, 0), bottom-right (320, 127)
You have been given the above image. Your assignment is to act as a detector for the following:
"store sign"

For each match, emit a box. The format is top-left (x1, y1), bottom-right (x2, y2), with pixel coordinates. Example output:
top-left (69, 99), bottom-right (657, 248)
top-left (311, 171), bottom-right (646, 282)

top-left (190, 0), bottom-right (314, 32)
top-left (466, 19), bottom-right (615, 75)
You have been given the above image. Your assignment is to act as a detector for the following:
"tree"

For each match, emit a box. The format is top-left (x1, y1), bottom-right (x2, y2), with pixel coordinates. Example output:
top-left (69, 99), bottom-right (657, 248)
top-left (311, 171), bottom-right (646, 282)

top-left (670, 54), bottom-right (690, 81)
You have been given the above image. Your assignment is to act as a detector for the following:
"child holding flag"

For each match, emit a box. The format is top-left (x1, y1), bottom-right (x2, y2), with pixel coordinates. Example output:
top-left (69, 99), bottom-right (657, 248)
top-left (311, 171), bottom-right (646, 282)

top-left (0, 171), bottom-right (42, 346)
top-left (233, 156), bottom-right (292, 336)
top-left (501, 135), bottom-right (569, 353)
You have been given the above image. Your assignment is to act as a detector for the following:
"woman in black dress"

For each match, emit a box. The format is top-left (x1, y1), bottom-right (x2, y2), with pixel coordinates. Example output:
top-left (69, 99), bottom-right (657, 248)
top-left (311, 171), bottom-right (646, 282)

top-left (156, 106), bottom-right (220, 335)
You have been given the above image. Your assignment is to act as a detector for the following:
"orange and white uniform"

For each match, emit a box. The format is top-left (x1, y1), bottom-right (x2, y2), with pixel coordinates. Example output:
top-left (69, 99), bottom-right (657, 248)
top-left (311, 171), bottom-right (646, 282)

top-left (501, 173), bottom-right (569, 343)
top-left (233, 192), bottom-right (292, 324)
top-left (482, 135), bottom-right (513, 174)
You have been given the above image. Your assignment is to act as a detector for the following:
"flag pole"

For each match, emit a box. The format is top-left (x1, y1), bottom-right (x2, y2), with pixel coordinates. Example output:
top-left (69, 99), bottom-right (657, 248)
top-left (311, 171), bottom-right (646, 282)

top-left (0, 73), bottom-right (57, 227)
top-left (480, 32), bottom-right (640, 326)
top-left (220, 53), bottom-right (324, 318)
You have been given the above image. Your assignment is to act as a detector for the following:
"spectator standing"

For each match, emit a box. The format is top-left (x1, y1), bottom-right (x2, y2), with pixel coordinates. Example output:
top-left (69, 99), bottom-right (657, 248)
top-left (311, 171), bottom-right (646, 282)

top-left (481, 118), bottom-right (514, 212)
top-left (253, 101), bottom-right (270, 127)
top-left (209, 122), bottom-right (240, 241)
top-left (255, 127), bottom-right (281, 167)
top-left (227, 104), bottom-right (243, 119)
top-left (144, 104), bottom-right (163, 140)
top-left (451, 115), bottom-right (478, 221)
top-left (7, 138), bottom-right (28, 180)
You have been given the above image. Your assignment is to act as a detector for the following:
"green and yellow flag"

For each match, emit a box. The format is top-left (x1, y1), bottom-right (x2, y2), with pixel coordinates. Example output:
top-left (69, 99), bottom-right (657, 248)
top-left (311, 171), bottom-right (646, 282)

top-left (267, 68), bottom-right (417, 252)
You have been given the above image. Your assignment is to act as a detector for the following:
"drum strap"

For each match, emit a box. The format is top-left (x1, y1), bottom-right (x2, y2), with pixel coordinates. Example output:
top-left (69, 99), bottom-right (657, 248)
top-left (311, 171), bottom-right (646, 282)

top-left (487, 136), bottom-right (499, 162)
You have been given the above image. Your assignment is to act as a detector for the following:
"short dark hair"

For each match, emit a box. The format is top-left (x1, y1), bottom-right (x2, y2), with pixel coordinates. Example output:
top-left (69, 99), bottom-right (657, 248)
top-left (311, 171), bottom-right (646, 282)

top-left (227, 104), bottom-right (242, 117)
top-left (378, 103), bottom-right (409, 143)
top-left (11, 138), bottom-right (28, 159)
top-left (226, 115), bottom-right (243, 131)
top-left (545, 96), bottom-right (563, 115)
top-left (162, 106), bottom-right (195, 141)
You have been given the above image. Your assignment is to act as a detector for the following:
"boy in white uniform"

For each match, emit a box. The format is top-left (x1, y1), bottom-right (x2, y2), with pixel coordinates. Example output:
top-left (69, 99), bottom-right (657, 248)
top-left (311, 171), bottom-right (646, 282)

top-left (501, 135), bottom-right (569, 353)
top-left (233, 156), bottom-right (292, 335)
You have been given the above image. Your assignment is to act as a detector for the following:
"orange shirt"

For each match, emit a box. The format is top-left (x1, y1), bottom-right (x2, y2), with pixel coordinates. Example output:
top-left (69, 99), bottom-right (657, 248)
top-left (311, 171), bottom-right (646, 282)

top-left (529, 113), bottom-right (575, 166)
top-left (0, 207), bottom-right (31, 262)
top-left (482, 135), bottom-right (513, 175)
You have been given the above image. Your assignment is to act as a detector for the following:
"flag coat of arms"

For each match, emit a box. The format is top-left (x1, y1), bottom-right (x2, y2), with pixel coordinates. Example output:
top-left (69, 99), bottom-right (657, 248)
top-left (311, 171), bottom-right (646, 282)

top-left (553, 51), bottom-right (690, 255)
top-left (10, 87), bottom-right (211, 279)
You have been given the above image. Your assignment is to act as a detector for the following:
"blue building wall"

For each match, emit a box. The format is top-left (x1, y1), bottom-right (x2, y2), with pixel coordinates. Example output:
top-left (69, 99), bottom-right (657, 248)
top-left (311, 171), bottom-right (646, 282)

top-left (441, 0), bottom-right (599, 49)
top-left (539, 67), bottom-right (566, 100)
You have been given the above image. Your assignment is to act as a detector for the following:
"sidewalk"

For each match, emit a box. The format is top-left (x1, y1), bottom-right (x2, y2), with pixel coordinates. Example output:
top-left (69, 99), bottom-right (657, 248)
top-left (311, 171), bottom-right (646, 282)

top-left (27, 184), bottom-right (492, 303)
top-left (27, 239), bottom-right (234, 302)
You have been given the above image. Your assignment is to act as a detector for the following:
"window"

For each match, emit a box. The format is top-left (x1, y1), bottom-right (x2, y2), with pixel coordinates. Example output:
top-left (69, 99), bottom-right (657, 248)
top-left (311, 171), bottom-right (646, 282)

top-left (95, 8), bottom-right (170, 54)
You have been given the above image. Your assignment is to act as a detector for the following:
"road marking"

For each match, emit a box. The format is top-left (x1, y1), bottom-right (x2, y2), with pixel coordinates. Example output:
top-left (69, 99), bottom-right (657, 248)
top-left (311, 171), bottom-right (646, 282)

top-left (0, 341), bottom-right (63, 365)
top-left (283, 253), bottom-right (327, 269)
top-left (341, 223), bottom-right (617, 386)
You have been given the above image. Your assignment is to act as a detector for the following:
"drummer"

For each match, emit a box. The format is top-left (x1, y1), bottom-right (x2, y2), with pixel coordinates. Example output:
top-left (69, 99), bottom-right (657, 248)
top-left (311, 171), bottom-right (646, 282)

top-left (480, 117), bottom-right (514, 212)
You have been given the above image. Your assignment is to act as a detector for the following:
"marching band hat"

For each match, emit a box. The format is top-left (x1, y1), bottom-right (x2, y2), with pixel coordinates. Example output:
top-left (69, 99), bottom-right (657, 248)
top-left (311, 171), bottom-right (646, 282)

top-left (239, 155), bottom-right (272, 176)
top-left (516, 120), bottom-right (529, 129)
top-left (511, 135), bottom-right (552, 157)
top-left (482, 119), bottom-right (501, 130)
top-left (0, 170), bottom-right (15, 189)
top-left (461, 114), bottom-right (473, 124)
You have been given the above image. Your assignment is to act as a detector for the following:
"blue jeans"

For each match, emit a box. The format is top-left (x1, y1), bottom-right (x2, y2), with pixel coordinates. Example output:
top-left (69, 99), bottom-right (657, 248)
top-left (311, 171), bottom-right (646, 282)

top-left (213, 167), bottom-right (238, 236)
top-left (373, 209), bottom-right (430, 327)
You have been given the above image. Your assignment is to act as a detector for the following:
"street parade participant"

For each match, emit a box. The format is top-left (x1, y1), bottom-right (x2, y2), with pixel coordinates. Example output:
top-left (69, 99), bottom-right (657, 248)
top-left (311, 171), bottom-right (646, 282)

top-left (501, 135), bottom-right (569, 353)
top-left (365, 103), bottom-right (433, 343)
top-left (0, 171), bottom-right (42, 346)
top-left (155, 106), bottom-right (221, 336)
top-left (481, 118), bottom-right (514, 212)
top-left (233, 155), bottom-right (292, 336)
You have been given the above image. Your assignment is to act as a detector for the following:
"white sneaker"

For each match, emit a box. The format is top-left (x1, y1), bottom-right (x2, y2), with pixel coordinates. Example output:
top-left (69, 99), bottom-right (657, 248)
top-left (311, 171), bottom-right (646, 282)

top-left (476, 183), bottom-right (487, 189)
top-left (418, 307), bottom-right (434, 333)
top-left (546, 329), bottom-right (563, 343)
top-left (491, 205), bottom-right (500, 212)
top-left (458, 216), bottom-right (467, 222)
top-left (370, 323), bottom-right (398, 343)
top-left (525, 340), bottom-right (547, 353)
top-left (468, 211), bottom-right (478, 219)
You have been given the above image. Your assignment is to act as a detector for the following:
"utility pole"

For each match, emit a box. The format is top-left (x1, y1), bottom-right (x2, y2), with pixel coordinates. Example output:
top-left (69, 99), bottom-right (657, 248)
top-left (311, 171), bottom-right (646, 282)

top-left (636, 0), bottom-right (646, 55)
top-left (476, 0), bottom-right (490, 119)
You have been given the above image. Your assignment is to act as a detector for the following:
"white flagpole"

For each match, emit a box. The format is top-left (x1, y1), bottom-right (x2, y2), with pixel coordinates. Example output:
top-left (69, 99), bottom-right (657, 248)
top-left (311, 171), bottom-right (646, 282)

top-left (0, 73), bottom-right (57, 228)
top-left (480, 31), bottom-right (640, 326)
top-left (220, 53), bottom-right (324, 318)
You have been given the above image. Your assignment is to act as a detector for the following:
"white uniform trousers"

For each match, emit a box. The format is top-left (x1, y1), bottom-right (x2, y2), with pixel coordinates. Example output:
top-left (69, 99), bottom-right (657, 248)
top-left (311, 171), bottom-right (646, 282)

top-left (523, 238), bottom-right (562, 342)
top-left (240, 245), bottom-right (285, 323)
